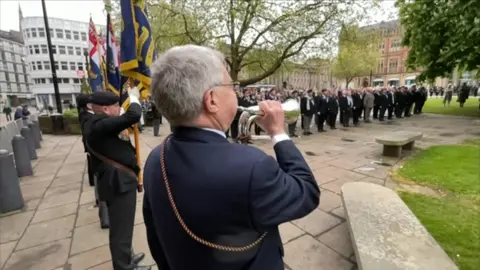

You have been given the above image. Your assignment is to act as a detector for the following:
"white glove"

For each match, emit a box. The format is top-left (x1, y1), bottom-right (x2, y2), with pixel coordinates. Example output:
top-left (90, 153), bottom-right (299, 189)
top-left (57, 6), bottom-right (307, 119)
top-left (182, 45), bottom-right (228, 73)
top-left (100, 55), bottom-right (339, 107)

top-left (128, 87), bottom-right (140, 105)
top-left (119, 107), bottom-right (125, 115)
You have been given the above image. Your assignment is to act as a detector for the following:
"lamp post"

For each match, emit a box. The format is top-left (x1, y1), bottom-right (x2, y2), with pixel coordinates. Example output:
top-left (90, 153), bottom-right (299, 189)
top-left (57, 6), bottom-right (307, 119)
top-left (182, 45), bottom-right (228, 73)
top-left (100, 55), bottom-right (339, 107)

top-left (41, 0), bottom-right (62, 113)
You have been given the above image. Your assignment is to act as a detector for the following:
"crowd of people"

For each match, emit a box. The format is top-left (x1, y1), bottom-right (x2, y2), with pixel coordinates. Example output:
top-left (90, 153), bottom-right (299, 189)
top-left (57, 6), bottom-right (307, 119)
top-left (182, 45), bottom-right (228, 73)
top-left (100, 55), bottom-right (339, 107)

top-left (226, 84), bottom-right (430, 140)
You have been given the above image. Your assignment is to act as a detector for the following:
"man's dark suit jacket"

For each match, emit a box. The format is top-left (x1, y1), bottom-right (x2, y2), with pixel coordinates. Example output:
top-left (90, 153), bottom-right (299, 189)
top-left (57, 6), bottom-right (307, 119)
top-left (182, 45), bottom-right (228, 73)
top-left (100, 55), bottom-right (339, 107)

top-left (84, 103), bottom-right (142, 200)
top-left (314, 95), bottom-right (328, 115)
top-left (143, 127), bottom-right (320, 270)
top-left (300, 97), bottom-right (316, 116)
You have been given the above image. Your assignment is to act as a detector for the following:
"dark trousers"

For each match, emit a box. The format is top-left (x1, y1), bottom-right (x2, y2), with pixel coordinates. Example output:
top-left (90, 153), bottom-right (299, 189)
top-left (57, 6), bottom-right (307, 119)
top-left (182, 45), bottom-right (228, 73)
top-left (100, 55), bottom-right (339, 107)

top-left (413, 101), bottom-right (421, 114)
top-left (230, 119), bottom-right (239, 139)
top-left (352, 108), bottom-right (361, 125)
top-left (373, 106), bottom-right (379, 119)
top-left (152, 119), bottom-right (160, 136)
top-left (395, 105), bottom-right (403, 118)
top-left (87, 154), bottom-right (95, 187)
top-left (316, 113), bottom-right (326, 131)
top-left (288, 121), bottom-right (297, 135)
top-left (107, 189), bottom-right (137, 270)
top-left (379, 106), bottom-right (387, 121)
top-left (341, 109), bottom-right (351, 126)
top-left (404, 104), bottom-right (412, 117)
top-left (327, 113), bottom-right (337, 128)
top-left (387, 105), bottom-right (394, 119)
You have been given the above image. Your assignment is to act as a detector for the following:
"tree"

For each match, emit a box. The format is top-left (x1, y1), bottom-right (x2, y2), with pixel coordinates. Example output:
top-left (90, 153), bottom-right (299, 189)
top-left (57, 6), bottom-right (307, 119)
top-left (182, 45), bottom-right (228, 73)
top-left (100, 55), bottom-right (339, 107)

top-left (396, 0), bottom-right (480, 82)
top-left (149, 0), bottom-right (376, 86)
top-left (81, 79), bottom-right (92, 94)
top-left (332, 24), bottom-right (379, 88)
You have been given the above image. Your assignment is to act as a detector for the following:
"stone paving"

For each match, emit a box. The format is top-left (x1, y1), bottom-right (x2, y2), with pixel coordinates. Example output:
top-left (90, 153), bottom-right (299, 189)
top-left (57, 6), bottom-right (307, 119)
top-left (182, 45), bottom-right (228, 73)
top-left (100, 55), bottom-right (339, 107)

top-left (1, 113), bottom-right (479, 270)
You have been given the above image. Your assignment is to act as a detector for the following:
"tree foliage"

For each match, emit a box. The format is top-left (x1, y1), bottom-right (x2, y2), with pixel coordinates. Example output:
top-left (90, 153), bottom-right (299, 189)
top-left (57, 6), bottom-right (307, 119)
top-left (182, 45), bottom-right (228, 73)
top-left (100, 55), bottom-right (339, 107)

top-left (332, 24), bottom-right (379, 88)
top-left (396, 0), bottom-right (480, 82)
top-left (81, 79), bottom-right (92, 94)
top-left (148, 0), bottom-right (375, 86)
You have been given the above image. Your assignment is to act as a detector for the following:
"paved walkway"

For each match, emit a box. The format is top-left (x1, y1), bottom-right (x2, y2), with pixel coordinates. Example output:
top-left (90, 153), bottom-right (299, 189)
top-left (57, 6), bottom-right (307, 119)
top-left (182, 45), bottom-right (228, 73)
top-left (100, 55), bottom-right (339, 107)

top-left (1, 114), bottom-right (479, 270)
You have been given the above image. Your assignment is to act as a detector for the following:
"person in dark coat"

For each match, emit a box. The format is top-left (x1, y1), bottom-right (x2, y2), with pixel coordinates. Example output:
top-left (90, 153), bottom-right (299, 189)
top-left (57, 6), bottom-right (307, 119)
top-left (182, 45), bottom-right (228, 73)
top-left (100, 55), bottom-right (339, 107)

top-left (326, 90), bottom-right (338, 129)
top-left (150, 101), bottom-right (162, 137)
top-left (377, 89), bottom-right (389, 121)
top-left (338, 90), bottom-right (353, 127)
top-left (76, 93), bottom-right (110, 229)
top-left (314, 89), bottom-right (328, 132)
top-left (300, 89), bottom-right (316, 135)
top-left (351, 89), bottom-right (363, 126)
top-left (143, 45), bottom-right (319, 270)
top-left (84, 91), bottom-right (150, 270)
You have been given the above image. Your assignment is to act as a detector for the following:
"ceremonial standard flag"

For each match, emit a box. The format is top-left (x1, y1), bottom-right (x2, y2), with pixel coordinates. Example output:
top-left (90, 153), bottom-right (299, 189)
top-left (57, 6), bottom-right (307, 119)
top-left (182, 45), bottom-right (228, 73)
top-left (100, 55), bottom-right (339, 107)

top-left (120, 0), bottom-right (155, 100)
top-left (106, 13), bottom-right (129, 110)
top-left (88, 18), bottom-right (105, 92)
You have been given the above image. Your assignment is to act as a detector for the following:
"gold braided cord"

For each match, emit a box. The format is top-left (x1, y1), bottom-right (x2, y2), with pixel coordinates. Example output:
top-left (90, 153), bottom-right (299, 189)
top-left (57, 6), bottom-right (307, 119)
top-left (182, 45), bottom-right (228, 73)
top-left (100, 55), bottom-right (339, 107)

top-left (160, 137), bottom-right (267, 252)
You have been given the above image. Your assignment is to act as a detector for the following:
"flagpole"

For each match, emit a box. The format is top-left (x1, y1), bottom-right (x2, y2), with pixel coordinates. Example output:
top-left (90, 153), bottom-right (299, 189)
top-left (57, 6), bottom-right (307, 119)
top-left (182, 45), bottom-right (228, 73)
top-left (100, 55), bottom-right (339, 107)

top-left (129, 78), bottom-right (143, 192)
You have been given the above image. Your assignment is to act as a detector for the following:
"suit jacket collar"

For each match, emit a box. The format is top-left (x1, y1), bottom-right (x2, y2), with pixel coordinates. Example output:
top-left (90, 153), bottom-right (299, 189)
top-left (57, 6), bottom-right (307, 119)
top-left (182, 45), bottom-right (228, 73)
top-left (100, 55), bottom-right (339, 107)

top-left (173, 126), bottom-right (229, 144)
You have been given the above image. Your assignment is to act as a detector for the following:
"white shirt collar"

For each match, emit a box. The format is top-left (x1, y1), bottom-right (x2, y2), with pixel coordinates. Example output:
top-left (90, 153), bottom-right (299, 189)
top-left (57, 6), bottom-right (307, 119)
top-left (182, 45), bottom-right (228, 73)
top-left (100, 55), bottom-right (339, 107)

top-left (201, 128), bottom-right (226, 138)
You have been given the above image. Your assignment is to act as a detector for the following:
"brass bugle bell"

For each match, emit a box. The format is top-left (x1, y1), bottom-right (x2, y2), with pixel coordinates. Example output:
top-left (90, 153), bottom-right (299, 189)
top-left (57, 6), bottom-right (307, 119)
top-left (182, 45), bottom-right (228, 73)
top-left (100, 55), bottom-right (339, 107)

top-left (237, 99), bottom-right (300, 140)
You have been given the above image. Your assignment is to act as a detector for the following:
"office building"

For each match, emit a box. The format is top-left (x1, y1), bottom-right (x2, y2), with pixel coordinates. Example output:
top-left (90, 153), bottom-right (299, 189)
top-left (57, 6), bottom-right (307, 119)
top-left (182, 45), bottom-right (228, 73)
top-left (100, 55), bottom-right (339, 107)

top-left (0, 26), bottom-right (34, 109)
top-left (21, 13), bottom-right (105, 108)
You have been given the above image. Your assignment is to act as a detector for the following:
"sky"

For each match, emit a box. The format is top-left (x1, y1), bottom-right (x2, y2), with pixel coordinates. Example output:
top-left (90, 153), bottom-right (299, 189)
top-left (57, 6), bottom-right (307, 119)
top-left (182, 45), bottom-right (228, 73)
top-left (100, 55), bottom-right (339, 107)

top-left (0, 0), bottom-right (398, 32)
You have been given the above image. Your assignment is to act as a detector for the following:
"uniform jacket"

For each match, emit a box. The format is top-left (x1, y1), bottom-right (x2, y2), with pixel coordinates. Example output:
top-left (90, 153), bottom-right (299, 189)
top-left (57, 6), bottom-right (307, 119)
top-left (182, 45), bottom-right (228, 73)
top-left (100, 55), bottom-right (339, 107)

top-left (84, 103), bottom-right (142, 200)
top-left (143, 127), bottom-right (320, 270)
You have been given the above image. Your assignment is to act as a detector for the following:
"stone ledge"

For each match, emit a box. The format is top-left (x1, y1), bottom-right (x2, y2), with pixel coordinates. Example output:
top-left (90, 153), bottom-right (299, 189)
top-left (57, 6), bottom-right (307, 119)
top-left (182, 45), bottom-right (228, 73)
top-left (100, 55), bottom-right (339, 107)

top-left (375, 132), bottom-right (423, 146)
top-left (341, 182), bottom-right (458, 270)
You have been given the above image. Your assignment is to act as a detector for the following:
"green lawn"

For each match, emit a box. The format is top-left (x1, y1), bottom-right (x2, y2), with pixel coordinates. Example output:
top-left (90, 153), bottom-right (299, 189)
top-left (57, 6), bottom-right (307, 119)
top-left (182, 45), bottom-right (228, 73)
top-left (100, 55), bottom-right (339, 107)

top-left (423, 97), bottom-right (480, 117)
top-left (397, 142), bottom-right (480, 270)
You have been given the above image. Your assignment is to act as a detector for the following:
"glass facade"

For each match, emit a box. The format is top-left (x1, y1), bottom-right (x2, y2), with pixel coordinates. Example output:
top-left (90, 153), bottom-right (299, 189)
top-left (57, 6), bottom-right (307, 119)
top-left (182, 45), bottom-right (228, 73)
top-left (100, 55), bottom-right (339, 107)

top-left (0, 38), bottom-right (32, 94)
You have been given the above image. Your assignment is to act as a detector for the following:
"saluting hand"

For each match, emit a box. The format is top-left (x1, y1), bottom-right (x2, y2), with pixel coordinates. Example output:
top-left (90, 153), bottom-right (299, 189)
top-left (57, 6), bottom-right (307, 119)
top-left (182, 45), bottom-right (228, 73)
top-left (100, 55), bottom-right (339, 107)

top-left (256, 100), bottom-right (285, 137)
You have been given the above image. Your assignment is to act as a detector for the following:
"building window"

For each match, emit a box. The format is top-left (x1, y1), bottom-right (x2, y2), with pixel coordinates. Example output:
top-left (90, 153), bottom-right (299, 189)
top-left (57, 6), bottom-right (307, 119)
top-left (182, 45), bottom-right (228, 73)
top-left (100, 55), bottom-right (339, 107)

top-left (67, 46), bottom-right (74, 55)
top-left (49, 28), bottom-right (54, 37)
top-left (27, 45), bottom-right (32, 54)
top-left (31, 62), bottom-right (36, 71)
top-left (69, 62), bottom-right (76, 70)
top-left (0, 72), bottom-right (5, 81)
top-left (18, 75), bottom-right (25, 83)
top-left (54, 61), bottom-right (59, 70)
top-left (65, 30), bottom-right (72, 39)
top-left (73, 31), bottom-right (80, 40)
top-left (62, 78), bottom-right (69, 84)
top-left (33, 45), bottom-right (40, 54)
top-left (51, 45), bottom-right (57, 54)
top-left (78, 62), bottom-right (84, 70)
top-left (36, 61), bottom-right (43, 70)
top-left (388, 59), bottom-right (398, 73)
top-left (55, 29), bottom-right (63, 39)
top-left (41, 44), bottom-right (48, 54)
top-left (31, 28), bottom-right (37, 38)
top-left (60, 61), bottom-right (68, 70)
top-left (377, 59), bottom-right (384, 74)
top-left (15, 64), bottom-right (23, 73)
top-left (58, 45), bottom-right (66, 54)
top-left (73, 78), bottom-right (80, 84)
top-left (81, 32), bottom-right (87, 41)
top-left (75, 47), bottom-right (82, 56)
top-left (9, 73), bottom-right (17, 82)
top-left (43, 61), bottom-right (51, 70)
top-left (26, 29), bottom-right (31, 38)
top-left (38, 28), bottom-right (45, 37)
top-left (390, 39), bottom-right (401, 52)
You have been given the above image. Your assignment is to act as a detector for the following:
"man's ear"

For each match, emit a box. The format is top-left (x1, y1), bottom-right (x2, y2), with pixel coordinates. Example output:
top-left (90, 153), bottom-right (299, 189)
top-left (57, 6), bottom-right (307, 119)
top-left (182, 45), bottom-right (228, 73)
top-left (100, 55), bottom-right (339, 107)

top-left (203, 90), bottom-right (219, 113)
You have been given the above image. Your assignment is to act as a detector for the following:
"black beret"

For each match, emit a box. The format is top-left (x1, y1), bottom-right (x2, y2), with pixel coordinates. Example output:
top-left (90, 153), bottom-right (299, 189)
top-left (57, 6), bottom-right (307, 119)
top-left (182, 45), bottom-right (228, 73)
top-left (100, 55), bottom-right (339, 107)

top-left (89, 91), bottom-right (119, 106)
top-left (76, 93), bottom-right (91, 108)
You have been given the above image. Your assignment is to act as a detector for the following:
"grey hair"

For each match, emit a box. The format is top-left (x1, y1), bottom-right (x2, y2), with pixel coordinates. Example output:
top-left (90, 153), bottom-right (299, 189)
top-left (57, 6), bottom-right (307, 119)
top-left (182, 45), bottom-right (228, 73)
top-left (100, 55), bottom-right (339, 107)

top-left (151, 45), bottom-right (226, 126)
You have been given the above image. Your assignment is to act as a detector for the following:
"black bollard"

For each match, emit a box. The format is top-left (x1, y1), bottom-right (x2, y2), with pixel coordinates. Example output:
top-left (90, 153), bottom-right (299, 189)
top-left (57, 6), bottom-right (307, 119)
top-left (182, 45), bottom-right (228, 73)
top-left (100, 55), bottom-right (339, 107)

top-left (0, 149), bottom-right (25, 213)
top-left (12, 135), bottom-right (33, 177)
top-left (32, 120), bottom-right (43, 141)
top-left (20, 127), bottom-right (37, 160)
top-left (28, 123), bottom-right (41, 149)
